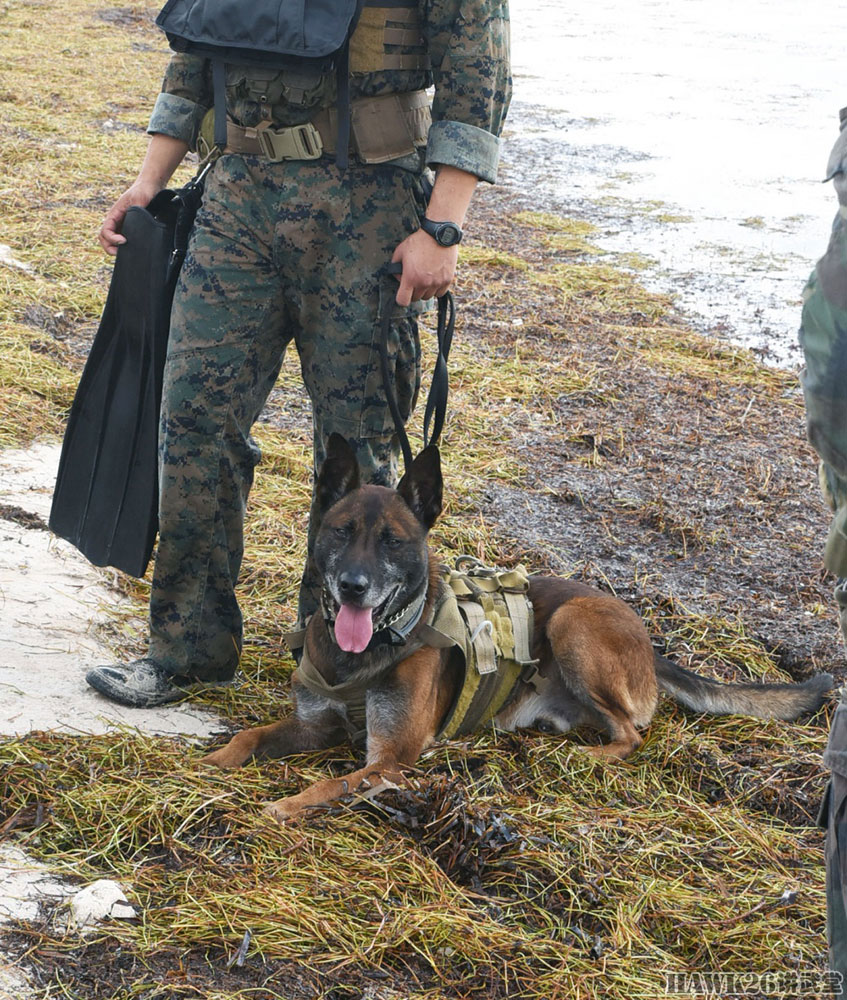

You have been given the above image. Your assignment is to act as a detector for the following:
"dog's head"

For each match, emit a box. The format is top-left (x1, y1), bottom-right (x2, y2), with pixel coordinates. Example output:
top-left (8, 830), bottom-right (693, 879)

top-left (312, 434), bottom-right (443, 653)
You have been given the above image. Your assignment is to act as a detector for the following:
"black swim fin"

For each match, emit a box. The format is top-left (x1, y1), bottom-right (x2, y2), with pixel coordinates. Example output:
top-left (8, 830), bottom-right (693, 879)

top-left (49, 183), bottom-right (203, 578)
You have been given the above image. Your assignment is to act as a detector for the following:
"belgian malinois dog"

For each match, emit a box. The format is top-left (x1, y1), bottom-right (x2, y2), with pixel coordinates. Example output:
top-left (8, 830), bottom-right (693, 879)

top-left (204, 436), bottom-right (833, 822)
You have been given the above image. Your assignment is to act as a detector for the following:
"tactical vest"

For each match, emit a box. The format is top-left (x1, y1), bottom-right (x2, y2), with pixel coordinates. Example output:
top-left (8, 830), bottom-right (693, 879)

top-left (290, 559), bottom-right (540, 745)
top-left (156, 0), bottom-right (430, 167)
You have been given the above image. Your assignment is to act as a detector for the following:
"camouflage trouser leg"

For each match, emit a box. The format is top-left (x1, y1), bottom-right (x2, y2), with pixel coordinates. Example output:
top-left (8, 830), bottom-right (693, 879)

top-left (148, 155), bottom-right (424, 680)
top-left (296, 271), bottom-right (422, 624)
top-left (823, 697), bottom-right (847, 987)
top-left (800, 112), bottom-right (847, 988)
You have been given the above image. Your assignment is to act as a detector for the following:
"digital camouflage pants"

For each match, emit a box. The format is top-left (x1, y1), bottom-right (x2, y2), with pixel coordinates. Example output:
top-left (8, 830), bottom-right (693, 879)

top-left (823, 704), bottom-right (847, 988)
top-left (147, 154), bottom-right (426, 680)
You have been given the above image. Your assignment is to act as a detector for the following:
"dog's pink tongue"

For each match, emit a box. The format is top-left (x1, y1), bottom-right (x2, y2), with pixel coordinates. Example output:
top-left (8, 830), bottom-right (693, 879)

top-left (334, 604), bottom-right (374, 653)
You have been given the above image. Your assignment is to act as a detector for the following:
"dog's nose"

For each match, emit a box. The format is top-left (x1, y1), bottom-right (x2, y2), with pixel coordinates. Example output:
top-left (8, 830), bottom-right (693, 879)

top-left (338, 571), bottom-right (369, 600)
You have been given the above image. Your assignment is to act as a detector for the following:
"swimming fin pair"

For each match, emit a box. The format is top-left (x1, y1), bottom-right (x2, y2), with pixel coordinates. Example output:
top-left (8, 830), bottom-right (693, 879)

top-left (49, 180), bottom-right (204, 578)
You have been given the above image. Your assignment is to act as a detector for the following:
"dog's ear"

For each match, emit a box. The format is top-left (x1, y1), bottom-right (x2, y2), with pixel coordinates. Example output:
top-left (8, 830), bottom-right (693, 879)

top-left (316, 434), bottom-right (361, 514)
top-left (397, 445), bottom-right (442, 531)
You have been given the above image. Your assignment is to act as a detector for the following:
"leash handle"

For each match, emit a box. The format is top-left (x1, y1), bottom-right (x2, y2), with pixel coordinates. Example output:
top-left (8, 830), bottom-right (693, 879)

top-left (378, 263), bottom-right (452, 474)
top-left (378, 264), bottom-right (414, 472)
top-left (423, 290), bottom-right (453, 448)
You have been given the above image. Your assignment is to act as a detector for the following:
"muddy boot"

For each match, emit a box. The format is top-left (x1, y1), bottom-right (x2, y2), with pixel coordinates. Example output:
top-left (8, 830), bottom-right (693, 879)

top-left (85, 659), bottom-right (229, 707)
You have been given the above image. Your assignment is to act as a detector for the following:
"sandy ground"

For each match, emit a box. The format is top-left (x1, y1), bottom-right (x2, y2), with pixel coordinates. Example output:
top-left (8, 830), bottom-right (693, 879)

top-left (0, 443), bottom-right (220, 740)
top-left (0, 443), bottom-right (222, 997)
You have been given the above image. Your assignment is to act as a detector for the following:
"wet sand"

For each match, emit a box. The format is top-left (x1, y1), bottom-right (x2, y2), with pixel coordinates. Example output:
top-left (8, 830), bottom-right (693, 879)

top-left (506, 0), bottom-right (846, 361)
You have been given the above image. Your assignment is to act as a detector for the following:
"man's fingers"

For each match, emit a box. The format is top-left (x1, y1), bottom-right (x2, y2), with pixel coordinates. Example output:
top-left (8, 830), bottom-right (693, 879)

top-left (395, 273), bottom-right (414, 307)
top-left (395, 278), bottom-right (454, 305)
top-left (99, 200), bottom-right (129, 254)
top-left (98, 181), bottom-right (159, 256)
top-left (98, 227), bottom-right (126, 256)
top-left (391, 231), bottom-right (458, 303)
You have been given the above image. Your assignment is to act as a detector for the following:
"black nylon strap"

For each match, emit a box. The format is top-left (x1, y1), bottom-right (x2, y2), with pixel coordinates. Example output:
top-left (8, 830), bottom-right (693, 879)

top-left (212, 59), bottom-right (227, 149)
top-left (163, 160), bottom-right (210, 294)
top-left (423, 292), bottom-right (453, 448)
top-left (378, 266), bottom-right (414, 472)
top-left (335, 40), bottom-right (351, 170)
top-left (378, 263), bottom-right (452, 475)
top-left (334, 0), bottom-right (365, 170)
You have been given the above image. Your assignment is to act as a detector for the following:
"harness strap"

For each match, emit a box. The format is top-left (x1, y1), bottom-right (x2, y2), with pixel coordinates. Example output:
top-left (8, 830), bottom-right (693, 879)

top-left (458, 598), bottom-right (497, 676)
top-left (283, 625), bottom-right (308, 652)
top-left (503, 591), bottom-right (534, 664)
top-left (212, 59), bottom-right (227, 150)
top-left (335, 37), bottom-right (352, 170)
top-left (335, 0), bottom-right (366, 169)
top-left (292, 658), bottom-right (370, 744)
top-left (415, 622), bottom-right (458, 648)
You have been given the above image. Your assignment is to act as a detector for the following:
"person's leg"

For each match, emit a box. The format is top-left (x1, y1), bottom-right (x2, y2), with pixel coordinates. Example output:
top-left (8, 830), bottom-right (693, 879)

top-left (800, 115), bottom-right (847, 984)
top-left (816, 463), bottom-right (847, 984)
top-left (87, 155), bottom-right (290, 705)
top-left (824, 697), bottom-right (847, 986)
top-left (277, 163), bottom-right (427, 623)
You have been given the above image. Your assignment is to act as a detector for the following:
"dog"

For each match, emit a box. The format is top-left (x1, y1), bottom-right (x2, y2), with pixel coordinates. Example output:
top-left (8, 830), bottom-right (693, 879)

top-left (204, 435), bottom-right (833, 822)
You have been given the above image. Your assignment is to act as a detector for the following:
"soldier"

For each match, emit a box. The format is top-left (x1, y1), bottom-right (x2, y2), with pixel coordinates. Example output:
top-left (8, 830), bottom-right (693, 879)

top-left (85, 0), bottom-right (511, 707)
top-left (799, 107), bottom-right (847, 984)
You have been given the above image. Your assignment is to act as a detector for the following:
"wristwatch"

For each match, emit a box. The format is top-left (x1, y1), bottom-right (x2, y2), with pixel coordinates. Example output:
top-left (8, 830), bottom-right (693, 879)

top-left (419, 217), bottom-right (464, 247)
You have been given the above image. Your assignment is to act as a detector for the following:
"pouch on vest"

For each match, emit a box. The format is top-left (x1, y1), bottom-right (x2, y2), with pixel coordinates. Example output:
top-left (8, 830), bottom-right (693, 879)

top-left (436, 560), bottom-right (539, 740)
top-left (156, 0), bottom-right (366, 166)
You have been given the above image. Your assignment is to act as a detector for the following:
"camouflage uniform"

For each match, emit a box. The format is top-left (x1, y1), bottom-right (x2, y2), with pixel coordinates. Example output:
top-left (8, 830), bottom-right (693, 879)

top-left (799, 107), bottom-right (847, 984)
top-left (141, 0), bottom-right (511, 681)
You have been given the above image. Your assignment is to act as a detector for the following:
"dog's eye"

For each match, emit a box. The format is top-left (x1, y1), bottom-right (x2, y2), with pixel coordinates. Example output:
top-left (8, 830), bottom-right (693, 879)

top-left (383, 533), bottom-right (403, 548)
top-left (333, 524), bottom-right (351, 538)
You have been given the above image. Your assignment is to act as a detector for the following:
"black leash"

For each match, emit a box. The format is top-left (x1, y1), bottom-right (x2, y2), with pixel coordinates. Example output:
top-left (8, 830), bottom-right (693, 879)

top-left (378, 263), bottom-right (454, 473)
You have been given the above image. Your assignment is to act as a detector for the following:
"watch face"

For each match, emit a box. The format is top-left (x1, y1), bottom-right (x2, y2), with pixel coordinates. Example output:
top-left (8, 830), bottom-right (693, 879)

top-left (437, 224), bottom-right (461, 246)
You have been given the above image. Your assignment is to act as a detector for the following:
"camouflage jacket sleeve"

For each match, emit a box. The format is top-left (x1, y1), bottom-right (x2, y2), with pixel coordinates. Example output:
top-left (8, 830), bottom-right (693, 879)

top-left (800, 109), bottom-right (847, 480)
top-left (147, 53), bottom-right (212, 150)
top-left (799, 107), bottom-right (847, 574)
top-left (423, 0), bottom-right (512, 184)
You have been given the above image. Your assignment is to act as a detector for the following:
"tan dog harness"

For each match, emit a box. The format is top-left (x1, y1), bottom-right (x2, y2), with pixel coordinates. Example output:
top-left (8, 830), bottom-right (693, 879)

top-left (288, 559), bottom-right (540, 745)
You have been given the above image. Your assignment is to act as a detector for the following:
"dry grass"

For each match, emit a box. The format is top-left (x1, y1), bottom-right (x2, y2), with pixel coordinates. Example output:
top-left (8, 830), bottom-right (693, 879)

top-left (0, 712), bottom-right (830, 998)
top-left (0, 1), bottom-right (834, 997)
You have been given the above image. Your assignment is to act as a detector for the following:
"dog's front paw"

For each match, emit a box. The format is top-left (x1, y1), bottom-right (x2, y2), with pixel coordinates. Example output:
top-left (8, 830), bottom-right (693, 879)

top-left (200, 746), bottom-right (243, 769)
top-left (262, 796), bottom-right (308, 824)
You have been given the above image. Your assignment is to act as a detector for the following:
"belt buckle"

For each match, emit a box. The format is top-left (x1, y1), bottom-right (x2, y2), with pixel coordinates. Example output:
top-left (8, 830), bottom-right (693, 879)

top-left (259, 122), bottom-right (324, 161)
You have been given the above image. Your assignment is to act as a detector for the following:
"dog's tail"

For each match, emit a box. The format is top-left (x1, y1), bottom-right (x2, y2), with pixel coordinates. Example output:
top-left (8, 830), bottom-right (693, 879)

top-left (654, 654), bottom-right (833, 720)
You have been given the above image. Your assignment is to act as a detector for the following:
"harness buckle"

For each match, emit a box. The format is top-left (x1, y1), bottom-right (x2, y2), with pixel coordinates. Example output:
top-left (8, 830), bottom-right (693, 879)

top-left (258, 122), bottom-right (324, 162)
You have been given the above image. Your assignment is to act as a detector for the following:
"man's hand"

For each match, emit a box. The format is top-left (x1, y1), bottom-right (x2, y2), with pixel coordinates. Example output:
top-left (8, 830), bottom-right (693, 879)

top-left (99, 180), bottom-right (164, 255)
top-left (391, 229), bottom-right (459, 306)
top-left (98, 133), bottom-right (190, 255)
top-left (390, 163), bottom-right (478, 306)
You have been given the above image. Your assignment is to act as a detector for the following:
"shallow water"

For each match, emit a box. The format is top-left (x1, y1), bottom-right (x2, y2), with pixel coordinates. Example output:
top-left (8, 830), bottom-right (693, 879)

top-left (506, 0), bottom-right (846, 362)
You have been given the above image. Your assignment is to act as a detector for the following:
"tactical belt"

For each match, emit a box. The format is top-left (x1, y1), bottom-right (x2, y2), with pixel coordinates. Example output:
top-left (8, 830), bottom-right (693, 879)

top-left (223, 90), bottom-right (431, 165)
